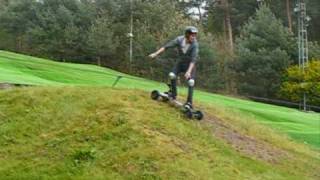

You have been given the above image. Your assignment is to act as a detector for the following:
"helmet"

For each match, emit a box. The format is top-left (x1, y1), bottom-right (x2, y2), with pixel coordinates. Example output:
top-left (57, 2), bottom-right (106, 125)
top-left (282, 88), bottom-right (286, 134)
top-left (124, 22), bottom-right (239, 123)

top-left (185, 26), bottom-right (198, 35)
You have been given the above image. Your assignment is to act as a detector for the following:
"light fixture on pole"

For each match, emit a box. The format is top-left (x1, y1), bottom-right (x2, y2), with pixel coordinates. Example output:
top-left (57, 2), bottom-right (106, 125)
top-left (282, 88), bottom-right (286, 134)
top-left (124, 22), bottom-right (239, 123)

top-left (257, 0), bottom-right (263, 6)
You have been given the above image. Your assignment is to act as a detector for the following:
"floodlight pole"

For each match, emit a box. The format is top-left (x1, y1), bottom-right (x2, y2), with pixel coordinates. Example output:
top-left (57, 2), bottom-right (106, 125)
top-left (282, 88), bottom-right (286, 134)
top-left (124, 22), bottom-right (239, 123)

top-left (126, 0), bottom-right (134, 73)
top-left (295, 0), bottom-right (309, 111)
top-left (129, 0), bottom-right (133, 63)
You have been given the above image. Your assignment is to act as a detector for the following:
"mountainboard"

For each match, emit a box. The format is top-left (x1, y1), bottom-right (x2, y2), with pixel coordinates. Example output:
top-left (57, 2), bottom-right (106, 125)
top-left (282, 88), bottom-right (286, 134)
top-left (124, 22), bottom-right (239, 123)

top-left (150, 90), bottom-right (203, 120)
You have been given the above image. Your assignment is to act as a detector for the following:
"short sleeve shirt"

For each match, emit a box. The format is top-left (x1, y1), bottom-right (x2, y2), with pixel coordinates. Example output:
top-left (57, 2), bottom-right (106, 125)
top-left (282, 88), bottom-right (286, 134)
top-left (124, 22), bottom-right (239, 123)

top-left (163, 35), bottom-right (199, 64)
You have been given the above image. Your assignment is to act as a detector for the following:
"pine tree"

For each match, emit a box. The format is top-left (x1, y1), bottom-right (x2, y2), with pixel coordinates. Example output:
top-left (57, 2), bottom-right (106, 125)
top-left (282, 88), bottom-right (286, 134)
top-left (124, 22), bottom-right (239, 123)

top-left (87, 16), bottom-right (119, 66)
top-left (234, 5), bottom-right (296, 98)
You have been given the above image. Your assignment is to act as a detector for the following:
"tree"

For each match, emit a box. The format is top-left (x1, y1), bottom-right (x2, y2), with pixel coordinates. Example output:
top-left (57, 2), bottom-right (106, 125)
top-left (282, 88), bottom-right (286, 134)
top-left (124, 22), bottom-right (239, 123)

top-left (286, 0), bottom-right (293, 32)
top-left (259, 0), bottom-right (319, 42)
top-left (26, 0), bottom-right (95, 61)
top-left (308, 41), bottom-right (320, 60)
top-left (207, 0), bottom-right (261, 53)
top-left (221, 0), bottom-right (233, 52)
top-left (306, 0), bottom-right (320, 42)
top-left (175, 0), bottom-right (209, 23)
top-left (280, 60), bottom-right (320, 106)
top-left (207, 0), bottom-right (236, 52)
top-left (0, 0), bottom-right (8, 9)
top-left (87, 16), bottom-right (119, 66)
top-left (233, 5), bottom-right (296, 98)
top-left (131, 0), bottom-right (194, 79)
top-left (263, 0), bottom-right (293, 33)
top-left (0, 0), bottom-right (37, 51)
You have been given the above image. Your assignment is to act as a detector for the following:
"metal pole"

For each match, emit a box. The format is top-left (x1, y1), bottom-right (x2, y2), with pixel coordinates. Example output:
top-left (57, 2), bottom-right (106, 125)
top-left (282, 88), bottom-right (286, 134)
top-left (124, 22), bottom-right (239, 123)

top-left (129, 0), bottom-right (133, 63)
top-left (295, 0), bottom-right (309, 111)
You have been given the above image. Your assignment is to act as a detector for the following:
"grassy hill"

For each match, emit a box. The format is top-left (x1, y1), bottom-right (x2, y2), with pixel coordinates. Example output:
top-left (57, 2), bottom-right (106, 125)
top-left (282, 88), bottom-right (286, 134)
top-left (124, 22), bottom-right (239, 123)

top-left (0, 87), bottom-right (319, 179)
top-left (0, 50), bottom-right (319, 148)
top-left (0, 50), bottom-right (319, 178)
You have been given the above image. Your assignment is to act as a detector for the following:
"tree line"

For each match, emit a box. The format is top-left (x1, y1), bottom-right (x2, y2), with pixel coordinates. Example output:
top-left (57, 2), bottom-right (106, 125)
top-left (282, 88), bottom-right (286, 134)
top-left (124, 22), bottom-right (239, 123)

top-left (0, 0), bottom-right (319, 107)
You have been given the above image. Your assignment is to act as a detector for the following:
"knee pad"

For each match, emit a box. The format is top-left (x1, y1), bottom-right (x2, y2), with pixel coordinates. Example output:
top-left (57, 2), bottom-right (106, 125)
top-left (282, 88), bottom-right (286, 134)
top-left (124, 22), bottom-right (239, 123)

top-left (169, 72), bottom-right (176, 80)
top-left (188, 79), bottom-right (195, 87)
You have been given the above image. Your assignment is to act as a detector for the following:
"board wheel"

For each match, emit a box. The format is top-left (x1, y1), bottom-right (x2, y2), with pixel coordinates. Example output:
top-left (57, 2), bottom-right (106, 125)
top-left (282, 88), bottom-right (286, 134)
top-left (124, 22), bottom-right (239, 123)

top-left (151, 90), bottom-right (160, 100)
top-left (193, 111), bottom-right (204, 120)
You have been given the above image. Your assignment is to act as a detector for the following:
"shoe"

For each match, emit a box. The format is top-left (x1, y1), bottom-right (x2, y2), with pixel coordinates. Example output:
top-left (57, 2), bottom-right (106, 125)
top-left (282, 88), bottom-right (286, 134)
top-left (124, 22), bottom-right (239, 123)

top-left (184, 102), bottom-right (193, 109)
top-left (169, 93), bottom-right (176, 100)
top-left (165, 92), bottom-right (176, 100)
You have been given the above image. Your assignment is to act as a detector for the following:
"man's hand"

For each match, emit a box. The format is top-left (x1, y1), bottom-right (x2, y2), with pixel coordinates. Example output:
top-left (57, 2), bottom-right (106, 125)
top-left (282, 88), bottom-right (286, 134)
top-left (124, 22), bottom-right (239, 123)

top-left (185, 62), bottom-right (195, 80)
top-left (148, 47), bottom-right (165, 59)
top-left (184, 71), bottom-right (191, 80)
top-left (148, 53), bottom-right (158, 59)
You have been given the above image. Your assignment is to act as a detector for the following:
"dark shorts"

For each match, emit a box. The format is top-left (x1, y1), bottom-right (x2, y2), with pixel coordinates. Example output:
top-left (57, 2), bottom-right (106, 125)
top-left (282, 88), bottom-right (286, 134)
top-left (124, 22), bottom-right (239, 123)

top-left (171, 62), bottom-right (196, 79)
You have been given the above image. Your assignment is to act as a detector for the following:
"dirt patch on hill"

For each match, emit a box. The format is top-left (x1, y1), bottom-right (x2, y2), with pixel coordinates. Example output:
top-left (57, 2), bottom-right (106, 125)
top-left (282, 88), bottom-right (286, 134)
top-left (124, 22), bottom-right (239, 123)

top-left (203, 114), bottom-right (289, 163)
top-left (0, 83), bottom-right (31, 90)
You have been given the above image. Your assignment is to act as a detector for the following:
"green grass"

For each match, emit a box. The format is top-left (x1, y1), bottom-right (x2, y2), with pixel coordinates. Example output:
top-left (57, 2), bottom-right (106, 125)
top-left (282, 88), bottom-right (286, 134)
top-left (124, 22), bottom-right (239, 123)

top-left (0, 50), bottom-right (319, 178)
top-left (0, 50), bottom-right (164, 89)
top-left (0, 50), bottom-right (319, 148)
top-left (196, 91), bottom-right (320, 148)
top-left (1, 50), bottom-right (319, 148)
top-left (0, 87), bottom-right (319, 179)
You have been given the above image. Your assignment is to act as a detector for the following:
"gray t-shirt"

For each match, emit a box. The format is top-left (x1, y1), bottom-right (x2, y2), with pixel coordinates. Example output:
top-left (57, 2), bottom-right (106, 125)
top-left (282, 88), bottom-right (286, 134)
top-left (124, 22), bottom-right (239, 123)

top-left (163, 35), bottom-right (199, 64)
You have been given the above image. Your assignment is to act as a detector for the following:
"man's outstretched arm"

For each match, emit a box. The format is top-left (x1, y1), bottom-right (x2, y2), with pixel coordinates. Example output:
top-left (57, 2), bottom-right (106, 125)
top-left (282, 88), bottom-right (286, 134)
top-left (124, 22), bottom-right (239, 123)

top-left (148, 47), bottom-right (165, 59)
top-left (149, 37), bottom-right (179, 59)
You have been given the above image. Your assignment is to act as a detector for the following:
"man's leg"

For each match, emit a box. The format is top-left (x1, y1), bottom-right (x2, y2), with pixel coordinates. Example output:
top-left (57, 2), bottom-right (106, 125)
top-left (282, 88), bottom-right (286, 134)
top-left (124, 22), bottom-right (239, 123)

top-left (168, 63), bottom-right (181, 99)
top-left (168, 72), bottom-right (177, 99)
top-left (185, 66), bottom-right (196, 108)
top-left (187, 78), bottom-right (195, 105)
